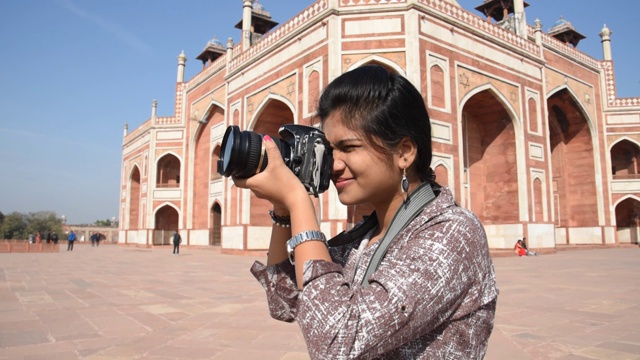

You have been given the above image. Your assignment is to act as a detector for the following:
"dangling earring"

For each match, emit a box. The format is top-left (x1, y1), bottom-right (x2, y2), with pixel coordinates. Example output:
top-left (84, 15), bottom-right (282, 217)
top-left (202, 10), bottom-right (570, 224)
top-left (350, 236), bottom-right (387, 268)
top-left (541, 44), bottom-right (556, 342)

top-left (401, 167), bottom-right (409, 202)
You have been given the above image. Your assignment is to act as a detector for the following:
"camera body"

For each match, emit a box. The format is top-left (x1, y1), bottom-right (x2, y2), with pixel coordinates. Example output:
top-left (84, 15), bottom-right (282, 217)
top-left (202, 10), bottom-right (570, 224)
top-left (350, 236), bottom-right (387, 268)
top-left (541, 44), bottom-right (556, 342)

top-left (217, 124), bottom-right (333, 196)
top-left (278, 124), bottom-right (333, 196)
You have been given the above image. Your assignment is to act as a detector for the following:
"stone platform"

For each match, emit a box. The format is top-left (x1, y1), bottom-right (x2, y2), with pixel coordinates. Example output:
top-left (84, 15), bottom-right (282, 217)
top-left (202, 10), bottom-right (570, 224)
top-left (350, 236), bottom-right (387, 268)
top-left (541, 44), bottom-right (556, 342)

top-left (0, 243), bottom-right (638, 359)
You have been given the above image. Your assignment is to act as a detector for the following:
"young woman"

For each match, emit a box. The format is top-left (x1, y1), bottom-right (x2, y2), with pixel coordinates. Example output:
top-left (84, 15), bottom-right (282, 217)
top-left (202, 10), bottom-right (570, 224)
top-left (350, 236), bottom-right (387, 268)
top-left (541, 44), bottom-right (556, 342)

top-left (234, 65), bottom-right (498, 359)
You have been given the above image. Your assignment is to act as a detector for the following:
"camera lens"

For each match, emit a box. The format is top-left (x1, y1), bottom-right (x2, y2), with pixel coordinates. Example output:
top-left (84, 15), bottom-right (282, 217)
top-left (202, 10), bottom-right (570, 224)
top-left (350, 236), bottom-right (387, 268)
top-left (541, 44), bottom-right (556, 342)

top-left (217, 125), bottom-right (289, 178)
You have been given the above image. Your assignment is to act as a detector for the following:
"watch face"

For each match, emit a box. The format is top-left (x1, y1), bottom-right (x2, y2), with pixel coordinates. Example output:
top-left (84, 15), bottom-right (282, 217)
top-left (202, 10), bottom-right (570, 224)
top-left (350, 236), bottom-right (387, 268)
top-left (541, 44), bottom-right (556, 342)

top-left (287, 241), bottom-right (295, 264)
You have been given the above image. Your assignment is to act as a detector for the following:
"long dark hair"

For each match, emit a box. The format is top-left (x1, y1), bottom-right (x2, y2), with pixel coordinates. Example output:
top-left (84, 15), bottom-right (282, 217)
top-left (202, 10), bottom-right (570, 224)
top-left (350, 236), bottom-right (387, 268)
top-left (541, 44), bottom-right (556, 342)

top-left (317, 65), bottom-right (433, 182)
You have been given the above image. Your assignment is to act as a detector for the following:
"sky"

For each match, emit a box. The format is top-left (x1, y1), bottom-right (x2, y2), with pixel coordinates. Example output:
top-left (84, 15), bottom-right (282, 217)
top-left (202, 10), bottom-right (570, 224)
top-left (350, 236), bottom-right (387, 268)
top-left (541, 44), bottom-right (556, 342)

top-left (1, 0), bottom-right (638, 225)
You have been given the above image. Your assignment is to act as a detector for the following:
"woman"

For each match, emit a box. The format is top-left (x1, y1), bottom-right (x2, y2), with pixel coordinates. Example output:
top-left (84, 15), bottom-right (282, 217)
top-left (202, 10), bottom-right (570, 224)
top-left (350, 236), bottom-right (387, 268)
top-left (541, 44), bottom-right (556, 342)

top-left (235, 65), bottom-right (498, 359)
top-left (514, 238), bottom-right (536, 256)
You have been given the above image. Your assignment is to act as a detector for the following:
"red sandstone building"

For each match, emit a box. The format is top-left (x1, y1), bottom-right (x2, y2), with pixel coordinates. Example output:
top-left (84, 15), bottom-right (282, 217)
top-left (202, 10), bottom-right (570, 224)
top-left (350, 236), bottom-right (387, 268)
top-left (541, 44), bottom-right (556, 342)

top-left (119, 0), bottom-right (640, 252)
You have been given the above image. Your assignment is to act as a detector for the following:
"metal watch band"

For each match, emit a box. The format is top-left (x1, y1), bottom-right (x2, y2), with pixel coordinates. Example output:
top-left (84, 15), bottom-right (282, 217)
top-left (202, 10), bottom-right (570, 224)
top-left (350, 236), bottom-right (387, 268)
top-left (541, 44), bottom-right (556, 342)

top-left (286, 230), bottom-right (327, 265)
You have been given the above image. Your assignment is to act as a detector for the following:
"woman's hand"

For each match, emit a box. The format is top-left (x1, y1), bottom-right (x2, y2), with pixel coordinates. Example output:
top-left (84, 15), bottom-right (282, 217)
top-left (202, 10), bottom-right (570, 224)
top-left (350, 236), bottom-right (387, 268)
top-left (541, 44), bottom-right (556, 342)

top-left (232, 135), bottom-right (308, 210)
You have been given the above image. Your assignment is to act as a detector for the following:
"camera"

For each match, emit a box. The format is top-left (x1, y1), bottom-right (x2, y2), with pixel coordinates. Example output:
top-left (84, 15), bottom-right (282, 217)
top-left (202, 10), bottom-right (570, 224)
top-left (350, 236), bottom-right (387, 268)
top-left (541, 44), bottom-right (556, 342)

top-left (217, 124), bottom-right (333, 196)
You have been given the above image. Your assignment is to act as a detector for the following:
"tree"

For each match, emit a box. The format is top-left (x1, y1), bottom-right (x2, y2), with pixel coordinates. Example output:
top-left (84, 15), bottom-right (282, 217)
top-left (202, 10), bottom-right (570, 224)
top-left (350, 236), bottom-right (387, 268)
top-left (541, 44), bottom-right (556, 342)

top-left (0, 211), bottom-right (63, 240)
top-left (95, 218), bottom-right (118, 227)
top-left (26, 212), bottom-right (63, 238)
top-left (0, 212), bottom-right (28, 240)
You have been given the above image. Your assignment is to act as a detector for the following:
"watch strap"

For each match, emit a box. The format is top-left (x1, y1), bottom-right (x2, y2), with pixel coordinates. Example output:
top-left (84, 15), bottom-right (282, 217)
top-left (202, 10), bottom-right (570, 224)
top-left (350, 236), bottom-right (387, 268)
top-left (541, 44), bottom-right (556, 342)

top-left (287, 230), bottom-right (327, 264)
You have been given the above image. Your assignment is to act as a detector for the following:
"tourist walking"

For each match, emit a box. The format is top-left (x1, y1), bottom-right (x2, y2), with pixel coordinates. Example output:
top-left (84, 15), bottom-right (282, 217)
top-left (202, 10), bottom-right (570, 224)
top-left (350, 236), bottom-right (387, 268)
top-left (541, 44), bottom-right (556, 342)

top-left (51, 232), bottom-right (59, 245)
top-left (67, 230), bottom-right (76, 251)
top-left (172, 230), bottom-right (181, 255)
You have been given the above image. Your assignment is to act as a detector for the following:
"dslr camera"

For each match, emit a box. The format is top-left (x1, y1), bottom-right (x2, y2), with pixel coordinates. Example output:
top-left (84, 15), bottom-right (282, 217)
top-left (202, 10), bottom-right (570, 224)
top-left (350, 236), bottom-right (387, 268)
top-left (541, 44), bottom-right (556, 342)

top-left (217, 124), bottom-right (333, 196)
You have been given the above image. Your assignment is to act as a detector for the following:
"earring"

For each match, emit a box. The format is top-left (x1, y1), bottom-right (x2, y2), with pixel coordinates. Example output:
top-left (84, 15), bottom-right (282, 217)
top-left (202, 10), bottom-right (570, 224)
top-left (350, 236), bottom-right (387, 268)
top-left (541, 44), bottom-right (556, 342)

top-left (401, 167), bottom-right (409, 202)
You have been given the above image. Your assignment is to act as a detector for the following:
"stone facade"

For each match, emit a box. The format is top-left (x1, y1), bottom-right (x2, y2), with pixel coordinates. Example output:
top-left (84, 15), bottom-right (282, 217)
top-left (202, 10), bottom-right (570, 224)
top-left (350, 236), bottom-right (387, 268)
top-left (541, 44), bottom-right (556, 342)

top-left (119, 0), bottom-right (640, 252)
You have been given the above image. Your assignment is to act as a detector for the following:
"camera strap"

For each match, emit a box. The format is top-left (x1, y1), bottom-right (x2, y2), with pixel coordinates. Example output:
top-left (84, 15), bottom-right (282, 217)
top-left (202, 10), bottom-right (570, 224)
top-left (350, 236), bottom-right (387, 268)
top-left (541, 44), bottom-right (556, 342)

top-left (327, 182), bottom-right (436, 287)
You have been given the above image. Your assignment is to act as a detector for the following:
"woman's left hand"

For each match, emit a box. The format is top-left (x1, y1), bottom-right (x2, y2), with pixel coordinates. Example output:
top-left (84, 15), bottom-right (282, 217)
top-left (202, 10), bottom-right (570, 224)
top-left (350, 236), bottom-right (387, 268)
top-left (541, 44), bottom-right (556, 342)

top-left (232, 135), bottom-right (308, 210)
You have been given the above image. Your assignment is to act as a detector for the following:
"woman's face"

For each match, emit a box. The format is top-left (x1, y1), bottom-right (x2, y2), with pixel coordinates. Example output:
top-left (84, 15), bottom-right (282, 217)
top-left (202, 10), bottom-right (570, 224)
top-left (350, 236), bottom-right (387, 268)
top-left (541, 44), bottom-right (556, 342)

top-left (323, 112), bottom-right (402, 208)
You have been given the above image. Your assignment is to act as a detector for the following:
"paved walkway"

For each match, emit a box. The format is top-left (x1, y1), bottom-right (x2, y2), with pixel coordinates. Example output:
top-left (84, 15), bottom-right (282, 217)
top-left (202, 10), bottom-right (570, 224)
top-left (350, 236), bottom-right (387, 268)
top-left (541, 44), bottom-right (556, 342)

top-left (0, 243), bottom-right (638, 359)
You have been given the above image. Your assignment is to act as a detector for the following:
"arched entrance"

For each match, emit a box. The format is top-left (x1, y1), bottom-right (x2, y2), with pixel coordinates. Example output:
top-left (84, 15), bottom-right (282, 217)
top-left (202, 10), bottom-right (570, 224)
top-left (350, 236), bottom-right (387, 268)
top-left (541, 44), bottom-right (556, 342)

top-left (194, 106), bottom-right (224, 230)
top-left (611, 140), bottom-right (640, 179)
top-left (156, 154), bottom-right (181, 188)
top-left (615, 197), bottom-right (640, 244)
top-left (154, 205), bottom-right (179, 245)
top-left (129, 166), bottom-right (141, 230)
top-left (250, 98), bottom-right (295, 226)
top-left (210, 203), bottom-right (221, 246)
top-left (547, 89), bottom-right (597, 231)
top-left (461, 89), bottom-right (518, 224)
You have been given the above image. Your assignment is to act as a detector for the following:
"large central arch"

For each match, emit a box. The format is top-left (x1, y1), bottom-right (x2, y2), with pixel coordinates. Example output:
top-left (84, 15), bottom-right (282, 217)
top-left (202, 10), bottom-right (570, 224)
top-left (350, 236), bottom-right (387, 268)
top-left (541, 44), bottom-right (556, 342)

top-left (461, 88), bottom-right (520, 224)
top-left (547, 88), bottom-right (598, 234)
top-left (247, 95), bottom-right (296, 226)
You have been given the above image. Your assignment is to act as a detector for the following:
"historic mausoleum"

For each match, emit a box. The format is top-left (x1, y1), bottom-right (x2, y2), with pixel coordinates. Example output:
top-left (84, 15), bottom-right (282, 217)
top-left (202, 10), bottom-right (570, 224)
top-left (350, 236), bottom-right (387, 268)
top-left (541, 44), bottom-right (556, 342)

top-left (119, 0), bottom-right (640, 253)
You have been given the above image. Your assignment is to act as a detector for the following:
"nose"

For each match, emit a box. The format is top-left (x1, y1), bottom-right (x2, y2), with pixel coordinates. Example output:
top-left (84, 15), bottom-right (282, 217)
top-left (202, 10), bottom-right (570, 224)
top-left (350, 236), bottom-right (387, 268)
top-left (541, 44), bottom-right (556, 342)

top-left (332, 153), bottom-right (345, 174)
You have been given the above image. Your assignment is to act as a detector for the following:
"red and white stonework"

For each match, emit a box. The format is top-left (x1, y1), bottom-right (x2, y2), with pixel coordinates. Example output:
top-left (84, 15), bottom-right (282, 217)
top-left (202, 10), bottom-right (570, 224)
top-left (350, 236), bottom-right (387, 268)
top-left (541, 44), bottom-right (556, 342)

top-left (119, 0), bottom-right (640, 253)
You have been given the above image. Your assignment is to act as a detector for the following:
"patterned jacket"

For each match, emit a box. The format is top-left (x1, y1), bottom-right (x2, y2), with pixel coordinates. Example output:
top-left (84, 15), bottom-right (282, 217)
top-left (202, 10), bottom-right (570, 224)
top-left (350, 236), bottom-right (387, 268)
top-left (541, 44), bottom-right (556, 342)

top-left (251, 187), bottom-right (499, 359)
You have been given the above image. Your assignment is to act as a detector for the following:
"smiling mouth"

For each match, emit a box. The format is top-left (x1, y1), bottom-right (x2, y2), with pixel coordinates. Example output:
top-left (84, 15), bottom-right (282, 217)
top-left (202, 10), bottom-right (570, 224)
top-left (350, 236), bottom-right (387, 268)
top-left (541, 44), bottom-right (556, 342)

top-left (333, 178), bottom-right (352, 190)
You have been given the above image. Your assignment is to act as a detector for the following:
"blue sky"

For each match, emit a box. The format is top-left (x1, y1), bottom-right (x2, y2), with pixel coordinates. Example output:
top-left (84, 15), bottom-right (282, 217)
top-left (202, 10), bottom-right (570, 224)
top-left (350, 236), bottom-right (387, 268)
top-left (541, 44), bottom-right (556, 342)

top-left (1, 0), bottom-right (638, 225)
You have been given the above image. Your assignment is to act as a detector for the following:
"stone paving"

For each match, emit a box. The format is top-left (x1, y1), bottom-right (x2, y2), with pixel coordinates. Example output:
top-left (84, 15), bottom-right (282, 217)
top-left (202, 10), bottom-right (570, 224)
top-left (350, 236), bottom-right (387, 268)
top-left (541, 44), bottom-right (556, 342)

top-left (0, 243), bottom-right (638, 359)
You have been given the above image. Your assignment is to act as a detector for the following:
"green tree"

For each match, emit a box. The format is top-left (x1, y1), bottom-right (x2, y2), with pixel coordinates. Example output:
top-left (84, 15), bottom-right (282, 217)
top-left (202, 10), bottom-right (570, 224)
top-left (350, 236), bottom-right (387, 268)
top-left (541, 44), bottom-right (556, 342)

top-left (95, 218), bottom-right (118, 227)
top-left (0, 212), bottom-right (28, 240)
top-left (26, 212), bottom-right (63, 239)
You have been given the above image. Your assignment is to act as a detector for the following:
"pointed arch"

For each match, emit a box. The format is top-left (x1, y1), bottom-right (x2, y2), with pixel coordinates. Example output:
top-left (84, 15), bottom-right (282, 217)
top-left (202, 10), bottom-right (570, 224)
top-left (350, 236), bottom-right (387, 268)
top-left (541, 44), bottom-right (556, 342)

top-left (610, 139), bottom-right (640, 179)
top-left (211, 144), bottom-right (222, 181)
top-left (546, 85), bottom-right (595, 136)
top-left (247, 94), bottom-right (297, 130)
top-left (613, 194), bottom-right (640, 208)
top-left (245, 96), bottom-right (296, 226)
top-left (609, 136), bottom-right (640, 150)
top-left (613, 196), bottom-right (640, 244)
top-left (431, 158), bottom-right (452, 189)
top-left (127, 164), bottom-right (142, 230)
top-left (459, 84), bottom-right (527, 223)
top-left (429, 63), bottom-right (447, 109)
top-left (461, 84), bottom-right (522, 128)
top-left (197, 100), bottom-right (226, 123)
top-left (547, 85), bottom-right (602, 228)
top-left (153, 203), bottom-right (181, 246)
top-left (210, 201), bottom-right (222, 246)
top-left (346, 55), bottom-right (406, 76)
top-left (156, 152), bottom-right (182, 188)
top-left (191, 104), bottom-right (224, 230)
top-left (152, 202), bottom-right (181, 224)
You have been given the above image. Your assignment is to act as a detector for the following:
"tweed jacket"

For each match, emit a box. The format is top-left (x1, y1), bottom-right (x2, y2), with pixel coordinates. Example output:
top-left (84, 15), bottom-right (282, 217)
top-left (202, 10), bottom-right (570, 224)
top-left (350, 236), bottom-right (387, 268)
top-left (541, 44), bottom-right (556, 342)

top-left (251, 187), bottom-right (499, 359)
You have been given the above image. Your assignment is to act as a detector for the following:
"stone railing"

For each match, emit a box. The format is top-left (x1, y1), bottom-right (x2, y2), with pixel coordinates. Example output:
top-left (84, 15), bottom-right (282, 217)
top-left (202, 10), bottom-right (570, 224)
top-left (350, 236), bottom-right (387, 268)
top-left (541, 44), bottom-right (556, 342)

top-left (537, 30), bottom-right (599, 68)
top-left (187, 54), bottom-right (228, 90)
top-left (125, 119), bottom-right (152, 142)
top-left (418, 0), bottom-right (540, 57)
top-left (0, 240), bottom-right (59, 253)
top-left (228, 0), bottom-right (329, 72)
top-left (155, 116), bottom-right (181, 125)
top-left (339, 0), bottom-right (406, 5)
top-left (600, 61), bottom-right (640, 108)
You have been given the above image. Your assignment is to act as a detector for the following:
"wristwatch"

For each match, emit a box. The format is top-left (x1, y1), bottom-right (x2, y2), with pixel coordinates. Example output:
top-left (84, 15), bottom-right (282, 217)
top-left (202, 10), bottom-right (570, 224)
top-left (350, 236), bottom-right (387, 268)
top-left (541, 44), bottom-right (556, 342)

top-left (286, 230), bottom-right (327, 265)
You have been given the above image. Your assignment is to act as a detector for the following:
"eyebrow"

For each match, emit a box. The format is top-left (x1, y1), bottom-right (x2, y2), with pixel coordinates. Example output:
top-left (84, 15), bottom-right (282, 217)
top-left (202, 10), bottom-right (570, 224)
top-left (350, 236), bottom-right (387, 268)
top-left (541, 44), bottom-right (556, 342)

top-left (331, 137), bottom-right (362, 147)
